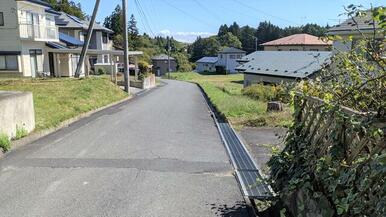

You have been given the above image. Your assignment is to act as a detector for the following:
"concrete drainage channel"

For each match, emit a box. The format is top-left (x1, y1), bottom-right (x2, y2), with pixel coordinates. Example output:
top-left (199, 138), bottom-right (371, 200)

top-left (197, 84), bottom-right (275, 215)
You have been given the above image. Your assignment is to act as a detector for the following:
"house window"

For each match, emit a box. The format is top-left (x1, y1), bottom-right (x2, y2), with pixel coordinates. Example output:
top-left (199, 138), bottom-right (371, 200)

top-left (230, 55), bottom-right (236, 59)
top-left (0, 12), bottom-right (4, 26)
top-left (237, 55), bottom-right (242, 59)
top-left (0, 55), bottom-right (18, 70)
top-left (102, 33), bottom-right (108, 43)
top-left (104, 55), bottom-right (109, 63)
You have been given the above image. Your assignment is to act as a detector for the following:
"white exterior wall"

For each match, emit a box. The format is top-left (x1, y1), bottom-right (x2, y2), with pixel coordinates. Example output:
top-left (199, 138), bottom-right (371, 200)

top-left (196, 62), bottom-right (216, 72)
top-left (0, 1), bottom-right (59, 77)
top-left (20, 41), bottom-right (48, 77)
top-left (244, 73), bottom-right (295, 86)
top-left (0, 0), bottom-right (21, 75)
top-left (0, 0), bottom-right (21, 51)
top-left (217, 52), bottom-right (245, 73)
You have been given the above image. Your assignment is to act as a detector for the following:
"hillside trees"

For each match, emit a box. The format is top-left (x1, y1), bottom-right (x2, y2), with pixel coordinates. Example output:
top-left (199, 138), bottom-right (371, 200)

top-left (43, 0), bottom-right (85, 19)
top-left (189, 21), bottom-right (330, 61)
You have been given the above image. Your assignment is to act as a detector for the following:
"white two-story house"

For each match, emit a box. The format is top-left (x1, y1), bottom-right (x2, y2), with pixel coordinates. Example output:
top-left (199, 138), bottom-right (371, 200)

top-left (54, 12), bottom-right (115, 71)
top-left (216, 47), bottom-right (246, 73)
top-left (0, 0), bottom-right (59, 77)
top-left (0, 0), bottom-right (143, 78)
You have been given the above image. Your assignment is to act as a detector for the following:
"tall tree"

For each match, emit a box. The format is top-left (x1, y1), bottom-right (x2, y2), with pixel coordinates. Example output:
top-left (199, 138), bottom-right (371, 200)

top-left (217, 24), bottom-right (229, 37)
top-left (240, 25), bottom-right (257, 53)
top-left (255, 21), bottom-right (283, 45)
top-left (43, 0), bottom-right (85, 19)
top-left (219, 32), bottom-right (242, 48)
top-left (103, 5), bottom-right (123, 36)
top-left (228, 22), bottom-right (241, 38)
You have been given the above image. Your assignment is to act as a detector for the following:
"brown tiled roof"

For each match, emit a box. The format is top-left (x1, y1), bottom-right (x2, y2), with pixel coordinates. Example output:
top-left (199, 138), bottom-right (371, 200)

top-left (261, 34), bottom-right (332, 46)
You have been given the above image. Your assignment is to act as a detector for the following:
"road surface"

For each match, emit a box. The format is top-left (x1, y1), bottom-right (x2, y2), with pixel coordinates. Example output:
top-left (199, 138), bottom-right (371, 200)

top-left (0, 80), bottom-right (249, 217)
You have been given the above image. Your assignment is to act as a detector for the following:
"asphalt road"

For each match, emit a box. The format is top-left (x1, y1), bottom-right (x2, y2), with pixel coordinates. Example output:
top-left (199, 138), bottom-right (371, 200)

top-left (0, 80), bottom-right (249, 217)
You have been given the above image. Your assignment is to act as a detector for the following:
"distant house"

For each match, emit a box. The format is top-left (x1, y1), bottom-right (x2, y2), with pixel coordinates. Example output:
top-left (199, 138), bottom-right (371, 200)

top-left (152, 54), bottom-right (177, 76)
top-left (327, 12), bottom-right (383, 52)
top-left (217, 47), bottom-right (246, 73)
top-left (195, 57), bottom-right (218, 72)
top-left (237, 51), bottom-right (331, 86)
top-left (261, 34), bottom-right (332, 51)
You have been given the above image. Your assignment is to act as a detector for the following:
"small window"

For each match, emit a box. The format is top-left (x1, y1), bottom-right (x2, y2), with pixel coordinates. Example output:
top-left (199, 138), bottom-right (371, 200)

top-left (230, 55), bottom-right (235, 59)
top-left (102, 33), bottom-right (108, 43)
top-left (0, 12), bottom-right (4, 26)
top-left (0, 55), bottom-right (18, 70)
top-left (104, 55), bottom-right (109, 63)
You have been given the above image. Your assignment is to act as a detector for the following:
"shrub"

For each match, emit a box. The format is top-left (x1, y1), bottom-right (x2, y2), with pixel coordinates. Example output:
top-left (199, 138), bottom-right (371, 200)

top-left (242, 84), bottom-right (293, 103)
top-left (242, 84), bottom-right (278, 101)
top-left (0, 133), bottom-right (11, 152)
top-left (96, 68), bottom-right (106, 75)
top-left (15, 125), bottom-right (28, 140)
top-left (138, 60), bottom-right (149, 73)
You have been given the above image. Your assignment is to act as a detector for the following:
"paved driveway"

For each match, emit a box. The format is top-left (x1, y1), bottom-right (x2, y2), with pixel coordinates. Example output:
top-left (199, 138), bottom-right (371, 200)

top-left (0, 80), bottom-right (249, 217)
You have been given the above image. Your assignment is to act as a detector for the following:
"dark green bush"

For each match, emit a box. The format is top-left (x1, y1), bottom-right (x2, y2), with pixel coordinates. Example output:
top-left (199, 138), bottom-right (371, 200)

top-left (96, 68), bottom-right (106, 75)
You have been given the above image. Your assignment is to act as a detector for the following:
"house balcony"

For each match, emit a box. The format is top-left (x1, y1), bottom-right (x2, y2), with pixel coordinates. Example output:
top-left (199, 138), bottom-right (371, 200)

top-left (19, 23), bottom-right (59, 42)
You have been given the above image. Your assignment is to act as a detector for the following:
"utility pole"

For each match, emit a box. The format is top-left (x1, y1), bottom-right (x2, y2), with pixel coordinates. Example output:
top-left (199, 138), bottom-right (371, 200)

top-left (74, 0), bottom-right (101, 78)
top-left (122, 0), bottom-right (130, 93)
top-left (255, 37), bottom-right (258, 51)
top-left (167, 36), bottom-right (171, 79)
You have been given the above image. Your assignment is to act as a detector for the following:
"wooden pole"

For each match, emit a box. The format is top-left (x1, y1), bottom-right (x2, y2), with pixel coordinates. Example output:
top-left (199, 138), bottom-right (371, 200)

top-left (74, 0), bottom-right (101, 78)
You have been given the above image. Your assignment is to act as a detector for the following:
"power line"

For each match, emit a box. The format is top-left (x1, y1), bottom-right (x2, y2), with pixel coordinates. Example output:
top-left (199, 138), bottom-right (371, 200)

top-left (192, 0), bottom-right (227, 24)
top-left (232, 0), bottom-right (299, 26)
top-left (134, 0), bottom-right (155, 37)
top-left (160, 0), bottom-right (217, 29)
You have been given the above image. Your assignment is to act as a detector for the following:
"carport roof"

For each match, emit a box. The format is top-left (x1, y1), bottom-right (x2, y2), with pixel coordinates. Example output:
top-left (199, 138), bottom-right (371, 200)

top-left (46, 46), bottom-right (143, 56)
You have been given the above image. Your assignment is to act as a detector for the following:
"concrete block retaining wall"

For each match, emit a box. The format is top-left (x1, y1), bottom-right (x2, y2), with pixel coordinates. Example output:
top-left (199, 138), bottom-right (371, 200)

top-left (0, 91), bottom-right (35, 139)
top-left (130, 74), bottom-right (156, 89)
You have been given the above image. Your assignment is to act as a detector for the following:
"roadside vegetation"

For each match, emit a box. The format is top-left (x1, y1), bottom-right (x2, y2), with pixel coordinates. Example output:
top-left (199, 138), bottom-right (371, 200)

top-left (168, 72), bottom-right (293, 129)
top-left (0, 77), bottom-right (127, 131)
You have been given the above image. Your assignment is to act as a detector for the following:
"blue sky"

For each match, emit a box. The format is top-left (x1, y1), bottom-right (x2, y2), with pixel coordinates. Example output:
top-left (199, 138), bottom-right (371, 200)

top-left (74, 0), bottom-right (381, 42)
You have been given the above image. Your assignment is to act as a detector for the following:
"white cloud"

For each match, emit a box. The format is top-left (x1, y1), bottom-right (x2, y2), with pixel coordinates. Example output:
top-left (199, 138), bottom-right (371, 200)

top-left (158, 29), bottom-right (215, 43)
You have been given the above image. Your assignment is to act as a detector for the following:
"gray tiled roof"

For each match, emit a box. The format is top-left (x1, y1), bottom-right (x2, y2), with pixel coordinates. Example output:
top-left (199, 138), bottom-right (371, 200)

top-left (196, 57), bottom-right (218, 63)
top-left (152, 54), bottom-right (175, 60)
top-left (26, 0), bottom-right (51, 7)
top-left (328, 12), bottom-right (380, 34)
top-left (219, 47), bottom-right (246, 53)
top-left (236, 51), bottom-right (331, 78)
top-left (55, 12), bottom-right (113, 33)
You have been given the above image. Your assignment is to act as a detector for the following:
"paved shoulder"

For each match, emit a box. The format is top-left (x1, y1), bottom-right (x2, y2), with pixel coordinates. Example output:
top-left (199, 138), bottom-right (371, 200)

top-left (0, 80), bottom-right (249, 217)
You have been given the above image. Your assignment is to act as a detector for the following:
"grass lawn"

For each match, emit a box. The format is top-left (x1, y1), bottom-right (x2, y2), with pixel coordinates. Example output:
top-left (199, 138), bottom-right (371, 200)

top-left (168, 72), bottom-right (293, 129)
top-left (0, 76), bottom-right (127, 131)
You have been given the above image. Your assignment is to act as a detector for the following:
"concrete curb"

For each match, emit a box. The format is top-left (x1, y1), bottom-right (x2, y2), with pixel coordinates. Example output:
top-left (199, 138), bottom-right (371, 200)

top-left (0, 84), bottom-right (161, 158)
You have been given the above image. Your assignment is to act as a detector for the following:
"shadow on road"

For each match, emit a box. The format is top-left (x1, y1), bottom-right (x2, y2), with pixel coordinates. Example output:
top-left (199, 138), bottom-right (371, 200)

top-left (208, 201), bottom-right (251, 217)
